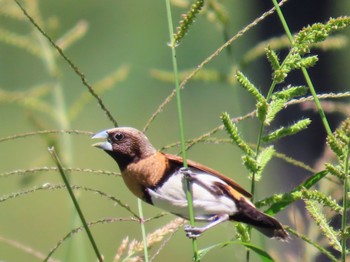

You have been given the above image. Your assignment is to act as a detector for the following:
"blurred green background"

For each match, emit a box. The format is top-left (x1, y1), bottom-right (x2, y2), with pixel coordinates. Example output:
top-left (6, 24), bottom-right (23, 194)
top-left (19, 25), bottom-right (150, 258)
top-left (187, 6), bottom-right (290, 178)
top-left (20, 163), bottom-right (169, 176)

top-left (0, 0), bottom-right (349, 261)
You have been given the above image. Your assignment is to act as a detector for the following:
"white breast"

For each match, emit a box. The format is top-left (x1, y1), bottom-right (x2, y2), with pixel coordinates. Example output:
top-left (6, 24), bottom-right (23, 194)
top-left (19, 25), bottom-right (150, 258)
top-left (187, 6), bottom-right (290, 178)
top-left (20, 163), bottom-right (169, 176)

top-left (147, 167), bottom-right (238, 221)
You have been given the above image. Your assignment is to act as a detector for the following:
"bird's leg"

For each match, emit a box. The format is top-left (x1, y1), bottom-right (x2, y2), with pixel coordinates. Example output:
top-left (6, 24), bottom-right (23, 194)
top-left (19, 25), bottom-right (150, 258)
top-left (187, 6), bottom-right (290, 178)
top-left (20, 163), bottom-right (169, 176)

top-left (179, 167), bottom-right (196, 181)
top-left (179, 167), bottom-right (219, 195)
top-left (184, 214), bottom-right (230, 238)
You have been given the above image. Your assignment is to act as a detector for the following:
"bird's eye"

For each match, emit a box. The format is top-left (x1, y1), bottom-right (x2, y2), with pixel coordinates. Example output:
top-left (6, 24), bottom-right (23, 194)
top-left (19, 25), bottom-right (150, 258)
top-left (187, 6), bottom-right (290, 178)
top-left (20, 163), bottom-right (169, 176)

top-left (114, 132), bottom-right (124, 141)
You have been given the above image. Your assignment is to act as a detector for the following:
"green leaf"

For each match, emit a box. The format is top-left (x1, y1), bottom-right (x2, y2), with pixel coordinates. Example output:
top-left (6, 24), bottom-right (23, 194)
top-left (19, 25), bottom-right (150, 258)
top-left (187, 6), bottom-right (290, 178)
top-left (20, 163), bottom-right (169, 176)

top-left (197, 241), bottom-right (275, 262)
top-left (264, 170), bottom-right (328, 215)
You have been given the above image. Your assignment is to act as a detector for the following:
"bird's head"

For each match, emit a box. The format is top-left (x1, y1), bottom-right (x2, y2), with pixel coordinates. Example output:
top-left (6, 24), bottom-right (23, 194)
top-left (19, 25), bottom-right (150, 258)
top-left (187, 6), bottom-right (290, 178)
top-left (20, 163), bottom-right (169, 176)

top-left (92, 127), bottom-right (156, 170)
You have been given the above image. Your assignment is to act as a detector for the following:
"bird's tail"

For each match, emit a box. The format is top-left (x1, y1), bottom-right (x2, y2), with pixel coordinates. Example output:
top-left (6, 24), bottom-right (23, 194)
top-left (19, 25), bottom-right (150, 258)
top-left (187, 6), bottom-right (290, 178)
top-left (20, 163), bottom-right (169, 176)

top-left (230, 198), bottom-right (289, 241)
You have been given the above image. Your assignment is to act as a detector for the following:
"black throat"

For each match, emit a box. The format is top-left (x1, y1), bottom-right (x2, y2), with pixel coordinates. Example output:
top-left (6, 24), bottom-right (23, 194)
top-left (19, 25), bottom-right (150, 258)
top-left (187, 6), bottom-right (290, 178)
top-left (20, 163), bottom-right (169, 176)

top-left (105, 150), bottom-right (140, 171)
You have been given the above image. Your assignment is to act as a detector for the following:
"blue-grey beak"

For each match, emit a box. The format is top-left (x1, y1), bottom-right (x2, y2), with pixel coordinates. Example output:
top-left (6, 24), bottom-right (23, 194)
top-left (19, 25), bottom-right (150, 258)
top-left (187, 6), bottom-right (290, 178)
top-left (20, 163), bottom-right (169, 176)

top-left (92, 129), bottom-right (113, 151)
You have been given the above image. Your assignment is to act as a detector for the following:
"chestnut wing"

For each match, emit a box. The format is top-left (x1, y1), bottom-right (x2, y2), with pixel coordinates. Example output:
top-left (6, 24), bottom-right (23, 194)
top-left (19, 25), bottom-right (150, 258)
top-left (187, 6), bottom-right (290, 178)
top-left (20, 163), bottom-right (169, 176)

top-left (164, 153), bottom-right (252, 199)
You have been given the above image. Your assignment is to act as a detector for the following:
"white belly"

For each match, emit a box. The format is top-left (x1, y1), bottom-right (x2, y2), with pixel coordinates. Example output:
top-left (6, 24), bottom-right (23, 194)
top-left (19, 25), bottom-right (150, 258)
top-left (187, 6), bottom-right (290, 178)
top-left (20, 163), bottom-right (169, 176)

top-left (147, 168), bottom-right (238, 221)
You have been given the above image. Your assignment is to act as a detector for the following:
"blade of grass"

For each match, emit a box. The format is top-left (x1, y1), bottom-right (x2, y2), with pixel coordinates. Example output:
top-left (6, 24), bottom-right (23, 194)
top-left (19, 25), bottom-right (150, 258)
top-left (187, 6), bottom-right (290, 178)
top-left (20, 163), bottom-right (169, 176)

top-left (165, 1), bottom-right (199, 260)
top-left (48, 147), bottom-right (103, 262)
top-left (262, 170), bottom-right (328, 215)
top-left (198, 241), bottom-right (275, 262)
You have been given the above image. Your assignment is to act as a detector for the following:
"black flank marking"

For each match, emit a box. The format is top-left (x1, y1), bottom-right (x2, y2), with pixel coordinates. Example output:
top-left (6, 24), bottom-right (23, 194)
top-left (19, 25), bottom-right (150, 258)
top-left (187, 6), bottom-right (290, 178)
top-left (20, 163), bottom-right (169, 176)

top-left (142, 187), bottom-right (153, 205)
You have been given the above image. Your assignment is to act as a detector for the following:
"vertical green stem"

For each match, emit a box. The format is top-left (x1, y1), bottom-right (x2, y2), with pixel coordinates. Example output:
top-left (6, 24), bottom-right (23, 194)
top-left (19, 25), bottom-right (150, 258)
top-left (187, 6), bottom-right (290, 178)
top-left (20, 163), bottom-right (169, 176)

top-left (271, 0), bottom-right (332, 136)
top-left (165, 1), bottom-right (199, 261)
top-left (48, 147), bottom-right (103, 262)
top-left (341, 144), bottom-right (350, 262)
top-left (138, 199), bottom-right (149, 262)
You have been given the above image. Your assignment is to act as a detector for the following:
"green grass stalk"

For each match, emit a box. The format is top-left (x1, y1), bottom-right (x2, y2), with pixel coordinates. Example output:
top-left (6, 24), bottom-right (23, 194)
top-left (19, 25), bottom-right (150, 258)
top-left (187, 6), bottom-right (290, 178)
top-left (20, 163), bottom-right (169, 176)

top-left (165, 1), bottom-right (199, 260)
top-left (341, 144), bottom-right (350, 262)
top-left (137, 199), bottom-right (149, 262)
top-left (48, 147), bottom-right (103, 262)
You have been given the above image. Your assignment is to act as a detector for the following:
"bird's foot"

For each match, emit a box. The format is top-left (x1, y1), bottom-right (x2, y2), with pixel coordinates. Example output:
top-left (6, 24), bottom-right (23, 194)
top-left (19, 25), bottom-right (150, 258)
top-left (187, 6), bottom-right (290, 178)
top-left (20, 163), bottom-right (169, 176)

top-left (184, 224), bottom-right (205, 239)
top-left (179, 167), bottom-right (195, 180)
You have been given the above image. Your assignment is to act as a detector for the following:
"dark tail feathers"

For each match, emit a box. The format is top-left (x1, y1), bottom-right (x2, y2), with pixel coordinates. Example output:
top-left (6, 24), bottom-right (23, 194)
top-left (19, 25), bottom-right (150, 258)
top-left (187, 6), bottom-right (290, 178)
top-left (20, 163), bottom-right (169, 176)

top-left (230, 198), bottom-right (289, 241)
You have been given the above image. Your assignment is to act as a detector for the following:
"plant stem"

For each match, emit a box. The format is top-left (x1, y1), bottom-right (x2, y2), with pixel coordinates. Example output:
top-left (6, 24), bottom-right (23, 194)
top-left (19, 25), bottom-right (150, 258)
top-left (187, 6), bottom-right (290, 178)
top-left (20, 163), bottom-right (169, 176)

top-left (48, 147), bottom-right (103, 262)
top-left (165, 1), bottom-right (199, 260)
top-left (341, 144), bottom-right (350, 262)
top-left (271, 0), bottom-right (332, 136)
top-left (138, 199), bottom-right (149, 262)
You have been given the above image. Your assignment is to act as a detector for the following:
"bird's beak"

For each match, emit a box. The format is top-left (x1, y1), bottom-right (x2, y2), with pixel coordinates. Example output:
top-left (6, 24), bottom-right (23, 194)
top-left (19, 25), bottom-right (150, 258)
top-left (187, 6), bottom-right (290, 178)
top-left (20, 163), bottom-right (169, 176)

top-left (92, 129), bottom-right (113, 151)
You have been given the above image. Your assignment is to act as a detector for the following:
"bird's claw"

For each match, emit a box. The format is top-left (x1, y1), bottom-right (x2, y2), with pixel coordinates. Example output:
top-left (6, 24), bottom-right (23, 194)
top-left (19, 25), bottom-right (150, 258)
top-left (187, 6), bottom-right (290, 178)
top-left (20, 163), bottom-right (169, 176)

top-left (184, 224), bottom-right (203, 239)
top-left (179, 167), bottom-right (195, 180)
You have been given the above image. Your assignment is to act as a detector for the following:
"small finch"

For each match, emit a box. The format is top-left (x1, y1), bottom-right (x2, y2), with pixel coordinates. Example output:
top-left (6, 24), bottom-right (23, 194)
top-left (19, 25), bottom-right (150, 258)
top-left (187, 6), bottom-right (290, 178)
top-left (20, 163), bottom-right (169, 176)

top-left (92, 127), bottom-right (288, 240)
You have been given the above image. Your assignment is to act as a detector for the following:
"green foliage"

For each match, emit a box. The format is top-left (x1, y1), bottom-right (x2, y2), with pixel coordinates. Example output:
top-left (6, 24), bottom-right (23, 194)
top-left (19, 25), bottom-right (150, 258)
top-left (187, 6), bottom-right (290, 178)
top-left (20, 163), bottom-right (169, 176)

top-left (198, 241), bottom-right (275, 262)
top-left (235, 71), bottom-right (266, 104)
top-left (305, 200), bottom-right (342, 252)
top-left (1, 1), bottom-right (350, 261)
top-left (270, 17), bottom-right (350, 84)
top-left (325, 162), bottom-right (345, 180)
top-left (221, 112), bottom-right (255, 156)
top-left (265, 46), bottom-right (280, 71)
top-left (235, 223), bottom-right (250, 243)
top-left (301, 189), bottom-right (343, 214)
top-left (263, 118), bottom-right (311, 143)
top-left (255, 146), bottom-right (275, 181)
top-left (294, 17), bottom-right (350, 55)
top-left (173, 0), bottom-right (204, 46)
top-left (265, 86), bottom-right (307, 125)
top-left (235, 71), bottom-right (268, 122)
top-left (327, 117), bottom-right (350, 162)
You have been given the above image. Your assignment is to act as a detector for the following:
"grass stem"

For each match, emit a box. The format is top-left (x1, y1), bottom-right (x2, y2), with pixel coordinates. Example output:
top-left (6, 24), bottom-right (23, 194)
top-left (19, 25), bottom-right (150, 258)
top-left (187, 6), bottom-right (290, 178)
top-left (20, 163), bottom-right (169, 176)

top-left (271, 0), bottom-right (332, 136)
top-left (137, 199), bottom-right (149, 262)
top-left (165, 1), bottom-right (199, 260)
top-left (341, 144), bottom-right (350, 262)
top-left (48, 147), bottom-right (103, 262)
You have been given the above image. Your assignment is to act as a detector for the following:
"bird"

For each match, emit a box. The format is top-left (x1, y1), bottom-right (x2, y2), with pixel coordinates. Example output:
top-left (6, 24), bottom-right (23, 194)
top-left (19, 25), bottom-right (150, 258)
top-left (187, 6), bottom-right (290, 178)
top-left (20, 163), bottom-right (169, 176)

top-left (92, 127), bottom-right (288, 240)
